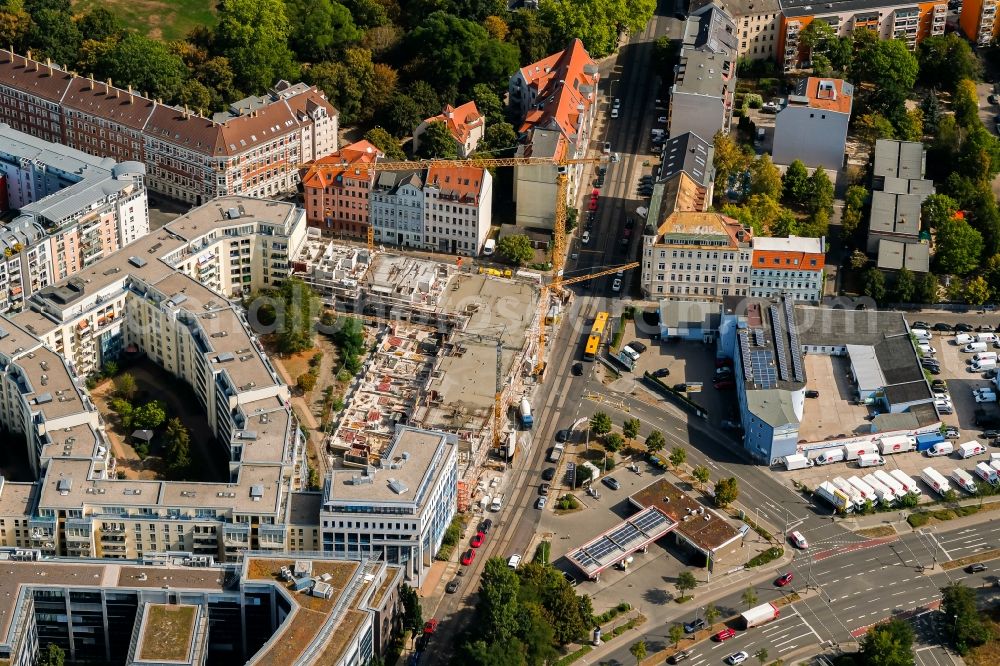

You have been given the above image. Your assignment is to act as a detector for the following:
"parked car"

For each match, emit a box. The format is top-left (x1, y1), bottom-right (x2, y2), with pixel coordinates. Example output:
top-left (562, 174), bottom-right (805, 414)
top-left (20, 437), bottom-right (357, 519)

top-left (967, 563), bottom-right (988, 573)
top-left (423, 619), bottom-right (439, 635)
top-left (714, 379), bottom-right (735, 390)
top-left (542, 467), bottom-right (556, 481)
top-left (956, 323), bottom-right (975, 332)
top-left (582, 231), bottom-right (591, 244)
top-left (538, 483), bottom-right (550, 496)
top-left (932, 323), bottom-right (953, 331)
top-left (983, 429), bottom-right (1000, 439)
top-left (572, 362), bottom-right (583, 376)
top-left (471, 531), bottom-right (485, 548)
top-left (461, 549), bottom-right (476, 565)
top-left (445, 579), bottom-right (460, 593)
top-left (536, 496), bottom-right (547, 509)
top-left (562, 571), bottom-right (578, 586)
top-left (683, 618), bottom-right (706, 633)
top-left (669, 650), bottom-right (691, 664)
top-left (653, 368), bottom-right (671, 377)
top-left (775, 572), bottom-right (794, 586)
top-left (612, 278), bottom-right (622, 292)
top-left (629, 341), bottom-right (648, 353)
top-left (556, 429), bottom-right (572, 443)
top-left (805, 390), bottom-right (820, 398)
top-left (479, 518), bottom-right (493, 534)
top-left (913, 321), bottom-right (931, 329)
top-left (944, 427), bottom-right (960, 439)
top-left (602, 477), bottom-right (621, 490)
top-left (727, 653), bottom-right (749, 666)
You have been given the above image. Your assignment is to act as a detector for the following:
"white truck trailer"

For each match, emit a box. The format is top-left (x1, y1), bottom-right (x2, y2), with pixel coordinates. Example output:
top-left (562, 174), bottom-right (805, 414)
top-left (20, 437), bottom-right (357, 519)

top-left (975, 462), bottom-right (999, 486)
top-left (862, 473), bottom-right (898, 504)
top-left (873, 470), bottom-right (907, 498)
top-left (831, 477), bottom-right (865, 507)
top-left (921, 467), bottom-right (952, 497)
top-left (843, 442), bottom-right (879, 461)
top-left (951, 468), bottom-right (978, 494)
top-left (878, 435), bottom-right (916, 455)
top-left (889, 469), bottom-right (922, 496)
top-left (741, 603), bottom-right (781, 629)
top-left (847, 476), bottom-right (878, 501)
top-left (815, 481), bottom-right (853, 512)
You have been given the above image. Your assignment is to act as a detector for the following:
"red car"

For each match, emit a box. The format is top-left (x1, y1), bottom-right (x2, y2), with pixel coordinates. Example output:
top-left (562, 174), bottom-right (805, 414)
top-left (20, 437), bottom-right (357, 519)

top-left (591, 188), bottom-right (600, 197)
top-left (714, 628), bottom-right (736, 641)
top-left (775, 572), bottom-right (793, 587)
top-left (471, 531), bottom-right (485, 548)
top-left (588, 198), bottom-right (599, 211)
top-left (461, 548), bottom-right (476, 566)
top-left (423, 619), bottom-right (439, 635)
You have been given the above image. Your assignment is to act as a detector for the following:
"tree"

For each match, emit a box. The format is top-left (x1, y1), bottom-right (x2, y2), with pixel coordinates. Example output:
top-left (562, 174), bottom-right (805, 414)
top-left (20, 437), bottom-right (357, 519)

top-left (669, 446), bottom-right (687, 469)
top-left (471, 83), bottom-right (505, 124)
top-left (964, 276), bottom-right (991, 305)
top-left (363, 127), bottom-right (406, 160)
top-left (96, 33), bottom-right (187, 102)
top-left (399, 583), bottom-right (423, 633)
top-left (849, 31), bottom-right (918, 118)
top-left (941, 582), bottom-right (990, 654)
top-left (479, 557), bottom-right (521, 643)
top-left (712, 131), bottom-right (747, 198)
top-left (76, 7), bottom-right (125, 41)
top-left (754, 648), bottom-right (769, 665)
top-left (893, 267), bottom-right (915, 303)
top-left (378, 91), bottom-right (423, 137)
top-left (164, 418), bottom-right (191, 477)
top-left (416, 120), bottom-right (459, 159)
top-left (25, 8), bottom-right (80, 67)
top-left (604, 433), bottom-right (624, 453)
top-left (858, 618), bottom-right (915, 666)
top-left (629, 639), bottom-right (647, 665)
top-left (110, 398), bottom-right (134, 430)
top-left (952, 78), bottom-right (981, 130)
top-left (480, 122), bottom-right (518, 154)
top-left (496, 234), bottom-right (533, 266)
top-left (645, 430), bottom-right (665, 454)
top-left (114, 373), bottom-right (137, 400)
top-left (132, 401), bottom-right (166, 431)
top-left (483, 14), bottom-right (508, 40)
top-left (297, 372), bottom-right (318, 392)
top-left (855, 113), bottom-right (896, 150)
top-left (274, 277), bottom-right (320, 354)
top-left (922, 194), bottom-right (959, 230)
top-left (782, 160), bottom-right (811, 207)
top-left (918, 34), bottom-right (979, 91)
top-left (675, 570), bottom-right (698, 598)
top-left (895, 108), bottom-right (924, 142)
top-left (714, 477), bottom-right (738, 507)
top-left (213, 0), bottom-right (298, 94)
top-left (934, 218), bottom-right (984, 275)
top-left (742, 586), bottom-right (758, 609)
top-left (668, 623), bottom-right (685, 648)
top-left (693, 465), bottom-right (710, 490)
top-left (574, 463), bottom-right (594, 488)
top-left (749, 153), bottom-right (782, 199)
top-left (0, 5), bottom-right (30, 50)
top-left (622, 418), bottom-right (640, 445)
top-left (286, 0), bottom-right (360, 61)
top-left (507, 9), bottom-right (553, 64)
top-left (537, 0), bottom-right (653, 58)
top-left (849, 249), bottom-right (869, 270)
top-left (589, 411), bottom-right (612, 436)
top-left (863, 267), bottom-right (887, 304)
top-left (704, 603), bottom-right (720, 626)
top-left (808, 167), bottom-right (834, 218)
top-left (38, 643), bottom-right (64, 666)
top-left (922, 91), bottom-right (942, 134)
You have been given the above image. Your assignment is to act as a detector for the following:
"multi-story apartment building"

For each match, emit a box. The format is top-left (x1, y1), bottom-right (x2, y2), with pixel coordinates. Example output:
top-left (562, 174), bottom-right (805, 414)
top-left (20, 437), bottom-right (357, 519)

top-left (0, 123), bottom-right (149, 311)
top-left (509, 39), bottom-right (600, 230)
top-left (422, 165), bottom-right (493, 255)
top-left (692, 0), bottom-right (782, 61)
top-left (370, 170), bottom-right (426, 249)
top-left (668, 3), bottom-right (739, 140)
top-left (780, 0), bottom-right (947, 70)
top-left (640, 211), bottom-right (753, 299)
top-left (321, 425), bottom-right (457, 585)
top-left (0, 49), bottom-right (339, 205)
top-left (749, 236), bottom-right (826, 302)
top-left (771, 77), bottom-right (853, 169)
top-left (303, 140), bottom-right (381, 239)
top-left (412, 102), bottom-right (485, 158)
top-left (961, 0), bottom-right (999, 45)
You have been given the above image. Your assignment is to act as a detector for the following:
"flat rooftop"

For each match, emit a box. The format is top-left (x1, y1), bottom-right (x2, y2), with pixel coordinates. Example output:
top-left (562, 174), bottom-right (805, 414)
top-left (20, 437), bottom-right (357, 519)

top-left (365, 254), bottom-right (452, 308)
top-left (39, 422), bottom-right (100, 463)
top-left (163, 197), bottom-right (299, 241)
top-left (566, 506), bottom-right (677, 577)
top-left (325, 427), bottom-right (453, 506)
top-left (630, 479), bottom-right (741, 552)
top-left (136, 604), bottom-right (199, 663)
top-left (795, 307), bottom-right (908, 347)
top-left (19, 346), bottom-right (90, 421)
top-left (736, 298), bottom-right (806, 392)
top-left (779, 0), bottom-right (917, 18)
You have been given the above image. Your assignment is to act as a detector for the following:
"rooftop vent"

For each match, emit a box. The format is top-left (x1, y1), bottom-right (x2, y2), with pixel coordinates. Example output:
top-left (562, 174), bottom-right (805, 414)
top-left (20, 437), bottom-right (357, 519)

top-left (128, 256), bottom-right (147, 268)
top-left (388, 479), bottom-right (408, 495)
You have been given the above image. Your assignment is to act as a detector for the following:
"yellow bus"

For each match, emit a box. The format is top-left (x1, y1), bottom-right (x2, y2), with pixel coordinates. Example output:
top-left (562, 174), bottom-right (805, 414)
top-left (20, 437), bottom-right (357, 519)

top-left (583, 312), bottom-right (609, 361)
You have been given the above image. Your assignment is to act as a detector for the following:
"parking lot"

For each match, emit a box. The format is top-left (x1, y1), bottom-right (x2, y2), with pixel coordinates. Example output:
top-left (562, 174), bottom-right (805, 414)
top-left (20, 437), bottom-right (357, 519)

top-left (799, 355), bottom-right (871, 443)
top-left (925, 330), bottom-right (1000, 433)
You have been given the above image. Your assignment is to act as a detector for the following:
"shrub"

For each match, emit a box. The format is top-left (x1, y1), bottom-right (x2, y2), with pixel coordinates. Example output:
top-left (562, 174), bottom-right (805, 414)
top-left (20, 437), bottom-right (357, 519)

top-left (746, 546), bottom-right (784, 568)
top-left (907, 512), bottom-right (930, 528)
top-left (557, 494), bottom-right (581, 511)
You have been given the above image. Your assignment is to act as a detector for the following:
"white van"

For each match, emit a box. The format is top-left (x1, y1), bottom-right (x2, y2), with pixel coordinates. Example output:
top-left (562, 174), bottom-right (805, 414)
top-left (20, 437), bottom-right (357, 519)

top-left (621, 345), bottom-right (641, 363)
top-left (926, 441), bottom-right (954, 457)
top-left (816, 449), bottom-right (846, 465)
top-left (483, 238), bottom-right (496, 255)
top-left (974, 352), bottom-right (999, 363)
top-left (955, 333), bottom-right (975, 345)
top-left (911, 328), bottom-right (931, 340)
top-left (977, 332), bottom-right (998, 343)
top-left (934, 399), bottom-right (954, 414)
top-left (964, 342), bottom-right (988, 353)
top-left (971, 359), bottom-right (998, 372)
top-left (858, 453), bottom-right (885, 467)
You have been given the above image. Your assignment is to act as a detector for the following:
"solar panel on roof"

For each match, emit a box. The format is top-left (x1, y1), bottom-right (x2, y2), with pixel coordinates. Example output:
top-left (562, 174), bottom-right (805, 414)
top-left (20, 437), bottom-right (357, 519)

top-left (738, 330), bottom-right (753, 381)
top-left (771, 305), bottom-right (789, 381)
top-left (753, 328), bottom-right (765, 346)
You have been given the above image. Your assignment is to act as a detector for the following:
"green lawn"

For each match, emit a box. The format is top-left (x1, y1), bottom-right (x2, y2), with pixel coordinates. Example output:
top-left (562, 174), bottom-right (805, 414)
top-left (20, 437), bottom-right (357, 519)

top-left (73, 0), bottom-right (216, 41)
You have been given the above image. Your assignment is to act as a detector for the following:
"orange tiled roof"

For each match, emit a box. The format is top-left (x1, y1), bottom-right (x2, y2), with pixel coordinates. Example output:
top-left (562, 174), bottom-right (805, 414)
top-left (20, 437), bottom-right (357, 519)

top-left (302, 139), bottom-right (382, 189)
top-left (753, 249), bottom-right (825, 271)
top-left (425, 165), bottom-right (486, 201)
top-left (424, 101), bottom-right (482, 144)
top-left (517, 39), bottom-right (598, 140)
top-left (801, 77), bottom-right (853, 114)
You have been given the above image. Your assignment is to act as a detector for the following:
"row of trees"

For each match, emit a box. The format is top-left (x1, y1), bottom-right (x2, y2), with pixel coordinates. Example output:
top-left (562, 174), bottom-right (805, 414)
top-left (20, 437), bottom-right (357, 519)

top-left (108, 372), bottom-right (193, 476)
top-left (457, 557), bottom-right (595, 665)
top-left (248, 277), bottom-right (322, 355)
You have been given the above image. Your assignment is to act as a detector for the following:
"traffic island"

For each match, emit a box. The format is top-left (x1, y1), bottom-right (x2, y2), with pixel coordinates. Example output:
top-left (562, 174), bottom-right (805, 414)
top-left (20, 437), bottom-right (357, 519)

top-left (941, 548), bottom-right (1000, 571)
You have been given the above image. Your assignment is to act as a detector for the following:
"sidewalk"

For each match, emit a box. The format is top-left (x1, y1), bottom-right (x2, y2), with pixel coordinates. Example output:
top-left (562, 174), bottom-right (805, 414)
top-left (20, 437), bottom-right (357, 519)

top-left (840, 495), bottom-right (1000, 535)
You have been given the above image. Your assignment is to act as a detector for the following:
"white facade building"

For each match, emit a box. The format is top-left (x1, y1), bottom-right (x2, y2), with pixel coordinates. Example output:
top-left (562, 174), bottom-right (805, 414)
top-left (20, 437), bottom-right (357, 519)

top-left (771, 78), bottom-right (854, 170)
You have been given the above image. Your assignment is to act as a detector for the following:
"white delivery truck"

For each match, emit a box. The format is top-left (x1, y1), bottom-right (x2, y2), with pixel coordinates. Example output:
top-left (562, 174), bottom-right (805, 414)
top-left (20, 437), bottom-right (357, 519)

top-left (878, 435), bottom-right (916, 455)
top-left (951, 468), bottom-right (978, 494)
top-left (889, 468), bottom-right (922, 496)
top-left (927, 441), bottom-right (954, 456)
top-left (491, 494), bottom-right (504, 511)
top-left (970, 359), bottom-right (997, 372)
top-left (816, 448), bottom-right (846, 465)
top-left (921, 467), bottom-right (952, 496)
top-left (990, 459), bottom-right (1000, 475)
top-left (975, 462), bottom-right (999, 486)
top-left (964, 342), bottom-right (988, 353)
top-left (741, 603), bottom-right (780, 629)
top-left (958, 441), bottom-right (986, 458)
top-left (832, 477), bottom-right (865, 507)
top-left (843, 442), bottom-right (879, 461)
top-left (973, 352), bottom-right (998, 363)
top-left (783, 454), bottom-right (813, 470)
top-left (816, 481), bottom-right (853, 512)
top-left (955, 333), bottom-right (974, 345)
top-left (874, 469), bottom-right (907, 497)
top-left (858, 453), bottom-right (886, 467)
top-left (977, 332), bottom-right (998, 343)
top-left (847, 476), bottom-right (878, 501)
top-left (862, 473), bottom-right (898, 504)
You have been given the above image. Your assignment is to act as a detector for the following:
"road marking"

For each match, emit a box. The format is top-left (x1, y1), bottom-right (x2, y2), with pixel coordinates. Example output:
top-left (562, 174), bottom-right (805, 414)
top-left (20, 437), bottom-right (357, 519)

top-left (773, 631), bottom-right (812, 648)
top-left (843, 604), bottom-right (857, 611)
top-left (929, 532), bottom-right (953, 561)
top-left (892, 590), bottom-right (908, 596)
top-left (865, 556), bottom-right (878, 562)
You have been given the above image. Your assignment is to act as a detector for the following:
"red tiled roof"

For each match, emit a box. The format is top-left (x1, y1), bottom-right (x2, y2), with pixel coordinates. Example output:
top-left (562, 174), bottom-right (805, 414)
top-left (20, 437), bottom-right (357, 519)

top-left (0, 50), bottom-right (74, 102)
top-left (517, 39), bottom-right (598, 140)
top-left (62, 78), bottom-right (156, 130)
top-left (302, 139), bottom-right (382, 189)
top-left (425, 165), bottom-right (487, 201)
top-left (423, 101), bottom-right (482, 144)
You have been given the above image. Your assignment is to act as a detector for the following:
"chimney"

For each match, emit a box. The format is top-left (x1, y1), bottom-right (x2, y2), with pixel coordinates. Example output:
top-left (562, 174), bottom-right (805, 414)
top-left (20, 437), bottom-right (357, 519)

top-left (128, 85), bottom-right (133, 104)
top-left (45, 57), bottom-right (51, 76)
top-left (106, 78), bottom-right (112, 95)
top-left (88, 73), bottom-right (95, 91)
